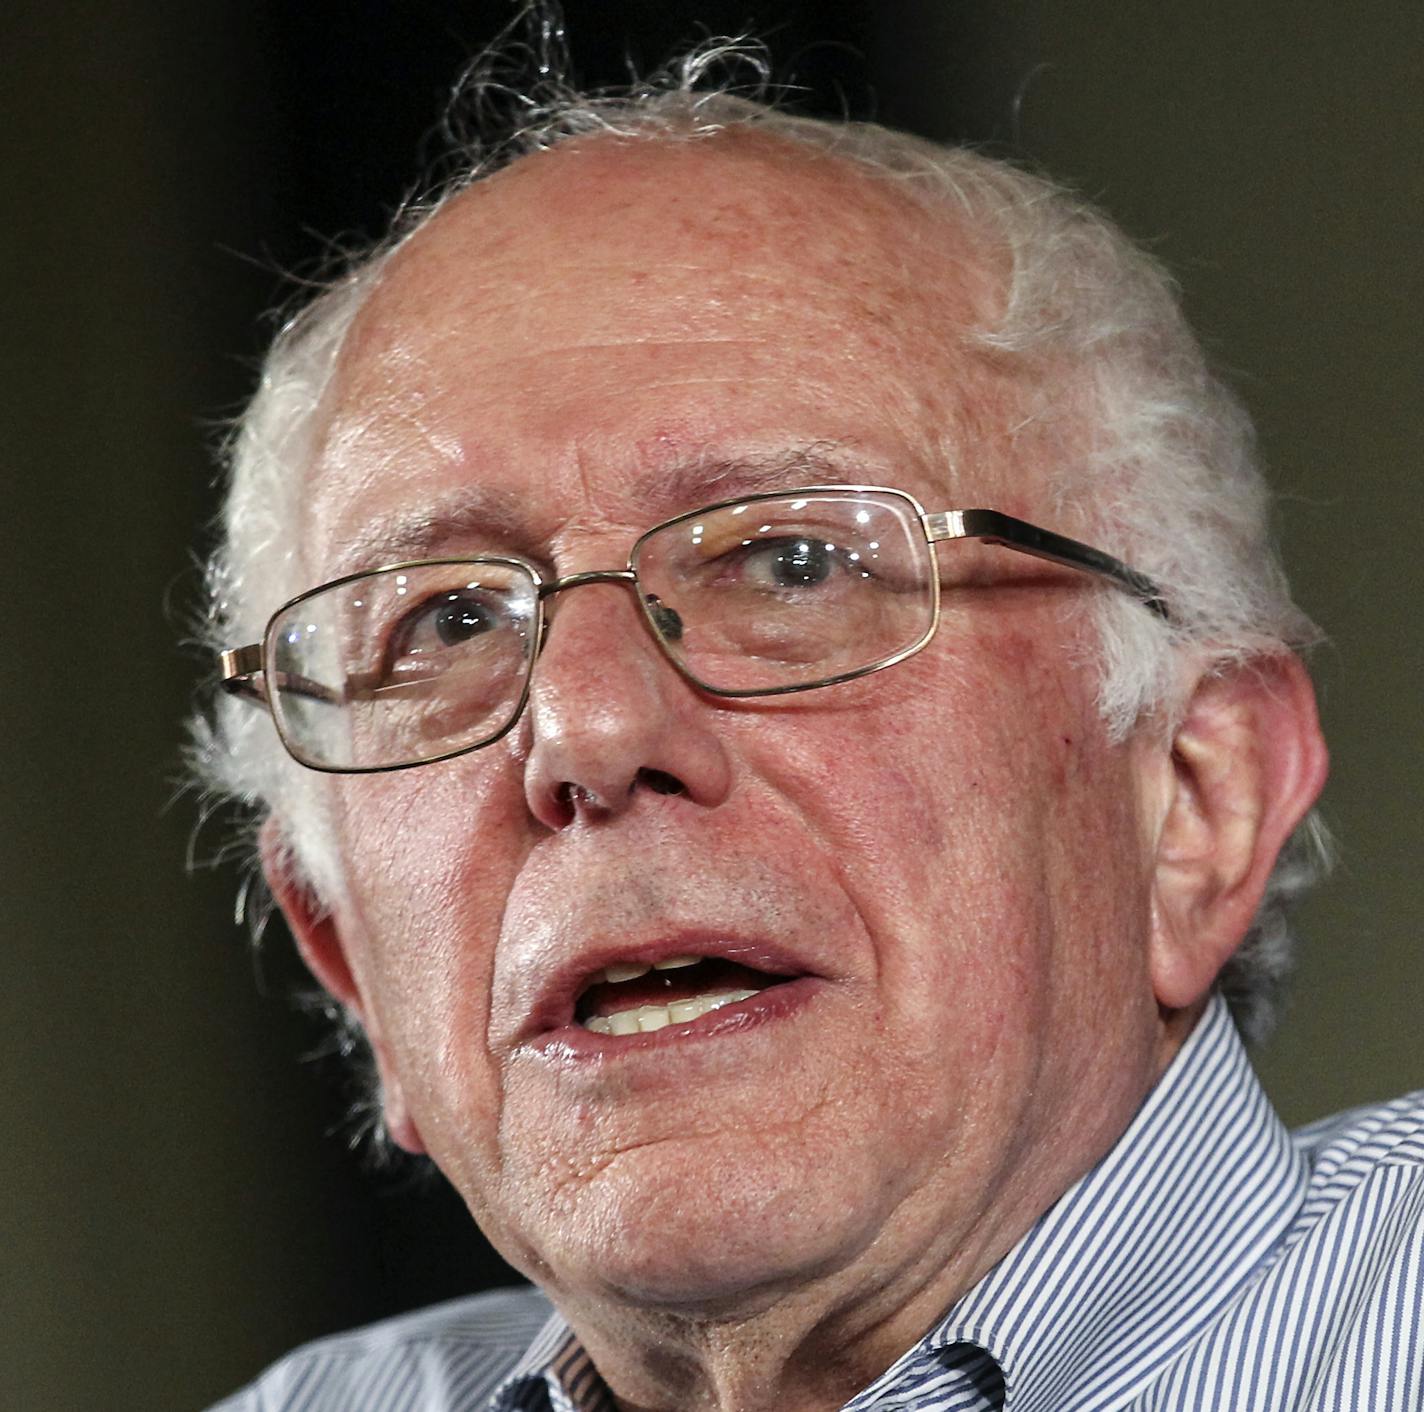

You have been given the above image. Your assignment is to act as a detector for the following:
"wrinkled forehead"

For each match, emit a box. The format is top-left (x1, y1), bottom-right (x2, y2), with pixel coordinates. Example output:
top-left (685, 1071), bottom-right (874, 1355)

top-left (304, 130), bottom-right (1020, 572)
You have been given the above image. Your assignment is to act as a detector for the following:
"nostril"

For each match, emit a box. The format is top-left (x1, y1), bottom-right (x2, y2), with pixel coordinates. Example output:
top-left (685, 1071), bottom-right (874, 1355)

top-left (555, 782), bottom-right (599, 818)
top-left (638, 768), bottom-right (685, 796)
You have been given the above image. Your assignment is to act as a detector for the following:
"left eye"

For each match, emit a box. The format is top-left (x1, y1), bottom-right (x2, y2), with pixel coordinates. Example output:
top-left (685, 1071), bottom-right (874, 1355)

top-left (750, 538), bottom-right (833, 587)
top-left (732, 537), bottom-right (853, 591)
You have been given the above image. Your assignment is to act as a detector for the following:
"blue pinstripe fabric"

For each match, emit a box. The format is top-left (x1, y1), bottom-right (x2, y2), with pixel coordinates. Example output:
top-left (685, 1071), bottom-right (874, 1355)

top-left (211, 996), bottom-right (1423, 1410)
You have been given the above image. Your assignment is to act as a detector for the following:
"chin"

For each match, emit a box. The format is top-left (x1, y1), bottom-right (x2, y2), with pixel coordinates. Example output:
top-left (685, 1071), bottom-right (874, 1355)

top-left (517, 1137), bottom-right (878, 1313)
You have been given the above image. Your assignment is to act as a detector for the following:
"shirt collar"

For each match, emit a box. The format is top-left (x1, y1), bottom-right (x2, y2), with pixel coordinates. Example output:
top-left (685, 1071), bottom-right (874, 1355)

top-left (491, 1312), bottom-right (613, 1412)
top-left (493, 995), bottom-right (1307, 1412)
top-left (919, 994), bottom-right (1310, 1411)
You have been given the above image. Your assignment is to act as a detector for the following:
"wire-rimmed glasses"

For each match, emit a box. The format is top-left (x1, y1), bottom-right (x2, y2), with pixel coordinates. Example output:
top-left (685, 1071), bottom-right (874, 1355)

top-left (219, 484), bottom-right (1168, 773)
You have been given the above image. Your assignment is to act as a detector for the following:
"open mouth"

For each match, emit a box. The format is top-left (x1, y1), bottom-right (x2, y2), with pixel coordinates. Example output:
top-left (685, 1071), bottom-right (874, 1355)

top-left (573, 955), bottom-right (795, 1036)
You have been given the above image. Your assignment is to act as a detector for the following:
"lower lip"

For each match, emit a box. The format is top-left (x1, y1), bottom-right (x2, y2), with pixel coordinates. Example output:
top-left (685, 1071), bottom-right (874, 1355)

top-left (527, 976), bottom-right (824, 1062)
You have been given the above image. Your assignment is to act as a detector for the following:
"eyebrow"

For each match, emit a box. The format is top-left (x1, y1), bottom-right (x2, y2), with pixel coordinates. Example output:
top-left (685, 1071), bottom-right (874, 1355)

top-left (326, 442), bottom-right (867, 574)
top-left (661, 444), bottom-right (863, 507)
top-left (328, 486), bottom-right (530, 576)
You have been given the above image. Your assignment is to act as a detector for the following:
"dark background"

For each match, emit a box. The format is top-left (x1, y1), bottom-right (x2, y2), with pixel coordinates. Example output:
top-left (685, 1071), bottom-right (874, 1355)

top-left (4, 3), bottom-right (1420, 1408)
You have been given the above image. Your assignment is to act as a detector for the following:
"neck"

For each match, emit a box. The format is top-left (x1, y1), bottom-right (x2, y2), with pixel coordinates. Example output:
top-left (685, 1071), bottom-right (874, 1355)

top-left (566, 1253), bottom-right (978, 1411)
top-left (549, 1154), bottom-right (1070, 1412)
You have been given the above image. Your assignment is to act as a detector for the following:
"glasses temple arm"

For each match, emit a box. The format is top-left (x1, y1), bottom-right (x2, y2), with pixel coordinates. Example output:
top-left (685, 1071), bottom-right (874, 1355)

top-left (927, 508), bottom-right (1171, 622)
top-left (218, 645), bottom-right (344, 707)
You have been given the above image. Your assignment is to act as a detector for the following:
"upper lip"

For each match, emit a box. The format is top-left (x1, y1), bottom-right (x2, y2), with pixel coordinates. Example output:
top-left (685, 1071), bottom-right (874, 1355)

top-left (515, 931), bottom-right (816, 1043)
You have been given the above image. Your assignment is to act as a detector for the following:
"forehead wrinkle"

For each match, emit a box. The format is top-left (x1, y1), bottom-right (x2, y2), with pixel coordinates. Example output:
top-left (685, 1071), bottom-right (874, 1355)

top-left (630, 443), bottom-right (868, 511)
top-left (484, 340), bottom-right (767, 365)
top-left (442, 260), bottom-right (799, 293)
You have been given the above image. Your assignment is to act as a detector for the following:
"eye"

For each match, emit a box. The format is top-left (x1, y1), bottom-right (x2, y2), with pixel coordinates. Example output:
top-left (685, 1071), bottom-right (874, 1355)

top-left (388, 588), bottom-right (507, 668)
top-left (724, 536), bottom-right (867, 594)
top-left (431, 594), bottom-right (497, 645)
top-left (747, 538), bottom-right (836, 589)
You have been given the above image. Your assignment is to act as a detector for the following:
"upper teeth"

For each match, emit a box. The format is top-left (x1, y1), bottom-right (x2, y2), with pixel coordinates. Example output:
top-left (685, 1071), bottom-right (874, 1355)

top-left (600, 954), bottom-right (700, 983)
top-left (583, 990), bottom-right (758, 1035)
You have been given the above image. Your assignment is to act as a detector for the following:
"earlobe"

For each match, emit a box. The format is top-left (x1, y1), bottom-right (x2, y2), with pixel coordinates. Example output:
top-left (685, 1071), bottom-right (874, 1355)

top-left (257, 817), bottom-right (428, 1154)
top-left (1147, 654), bottom-right (1328, 1014)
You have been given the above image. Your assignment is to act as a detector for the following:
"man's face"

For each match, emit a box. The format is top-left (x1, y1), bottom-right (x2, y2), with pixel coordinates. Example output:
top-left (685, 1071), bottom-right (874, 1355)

top-left (296, 134), bottom-right (1165, 1321)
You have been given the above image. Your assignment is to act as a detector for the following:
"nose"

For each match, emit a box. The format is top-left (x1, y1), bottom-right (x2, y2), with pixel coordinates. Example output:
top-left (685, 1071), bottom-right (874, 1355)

top-left (520, 578), bottom-right (732, 830)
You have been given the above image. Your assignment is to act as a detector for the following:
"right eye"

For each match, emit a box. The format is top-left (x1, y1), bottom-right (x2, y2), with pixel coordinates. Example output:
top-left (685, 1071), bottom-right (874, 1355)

top-left (386, 589), bottom-right (507, 672)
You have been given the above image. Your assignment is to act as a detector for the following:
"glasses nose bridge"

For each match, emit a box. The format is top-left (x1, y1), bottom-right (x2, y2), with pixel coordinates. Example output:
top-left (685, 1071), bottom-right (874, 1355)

top-left (537, 567), bottom-right (639, 602)
top-left (533, 566), bottom-right (648, 659)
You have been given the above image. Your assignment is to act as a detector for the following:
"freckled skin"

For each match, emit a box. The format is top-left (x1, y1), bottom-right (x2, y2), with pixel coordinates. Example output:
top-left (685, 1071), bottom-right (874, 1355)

top-left (298, 132), bottom-right (1172, 1411)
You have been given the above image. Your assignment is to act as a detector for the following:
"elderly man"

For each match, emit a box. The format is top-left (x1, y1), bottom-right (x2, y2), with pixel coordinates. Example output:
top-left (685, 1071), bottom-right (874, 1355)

top-left (199, 39), bottom-right (1421, 1412)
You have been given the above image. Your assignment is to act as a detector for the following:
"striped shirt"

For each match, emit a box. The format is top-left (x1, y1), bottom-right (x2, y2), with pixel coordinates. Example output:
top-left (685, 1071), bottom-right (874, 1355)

top-left (212, 996), bottom-right (1424, 1410)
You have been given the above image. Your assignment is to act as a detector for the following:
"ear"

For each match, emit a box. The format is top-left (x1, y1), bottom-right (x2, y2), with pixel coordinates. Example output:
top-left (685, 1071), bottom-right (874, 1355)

top-left (258, 817), bottom-right (427, 1154)
top-left (1147, 653), bottom-right (1328, 1014)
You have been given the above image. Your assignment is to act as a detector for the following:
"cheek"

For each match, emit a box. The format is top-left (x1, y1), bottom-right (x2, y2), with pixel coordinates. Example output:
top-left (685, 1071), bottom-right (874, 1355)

top-left (765, 631), bottom-right (1089, 896)
top-left (747, 627), bottom-right (1129, 995)
top-left (329, 762), bottom-right (530, 1129)
top-left (334, 766), bottom-right (514, 963)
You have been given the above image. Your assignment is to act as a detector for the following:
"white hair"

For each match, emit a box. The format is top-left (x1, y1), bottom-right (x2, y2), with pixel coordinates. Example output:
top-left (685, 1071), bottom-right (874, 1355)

top-left (189, 19), bottom-right (1329, 1078)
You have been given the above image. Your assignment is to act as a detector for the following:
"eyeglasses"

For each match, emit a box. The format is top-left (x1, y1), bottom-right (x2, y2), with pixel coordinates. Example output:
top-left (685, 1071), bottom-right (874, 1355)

top-left (218, 484), bottom-right (1167, 773)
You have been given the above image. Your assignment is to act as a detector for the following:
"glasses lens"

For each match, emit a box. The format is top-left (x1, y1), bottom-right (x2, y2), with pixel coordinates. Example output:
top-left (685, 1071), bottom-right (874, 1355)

top-left (633, 490), bottom-right (936, 693)
top-left (267, 560), bottom-right (539, 769)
